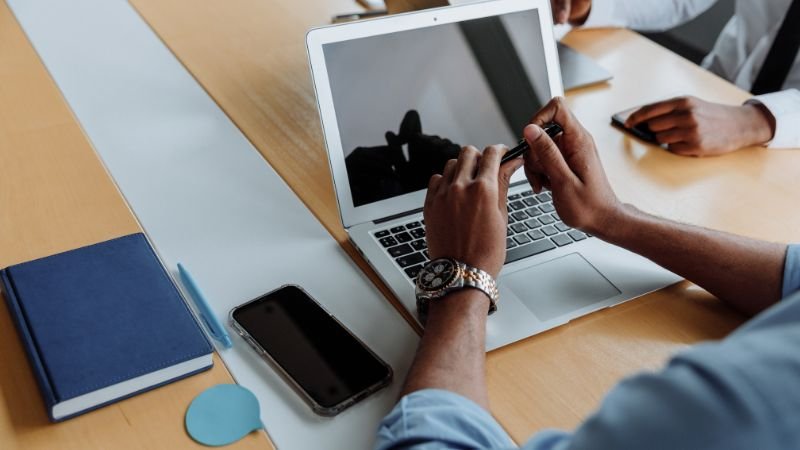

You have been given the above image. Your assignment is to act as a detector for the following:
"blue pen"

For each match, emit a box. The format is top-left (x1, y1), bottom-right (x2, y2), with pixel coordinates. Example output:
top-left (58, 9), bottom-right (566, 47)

top-left (177, 263), bottom-right (233, 349)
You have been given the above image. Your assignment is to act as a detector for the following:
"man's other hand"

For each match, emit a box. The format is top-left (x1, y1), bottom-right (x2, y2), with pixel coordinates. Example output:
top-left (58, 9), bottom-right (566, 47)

top-left (551, 0), bottom-right (592, 25)
top-left (523, 97), bottom-right (621, 235)
top-left (626, 96), bottom-right (775, 156)
top-left (424, 146), bottom-right (524, 278)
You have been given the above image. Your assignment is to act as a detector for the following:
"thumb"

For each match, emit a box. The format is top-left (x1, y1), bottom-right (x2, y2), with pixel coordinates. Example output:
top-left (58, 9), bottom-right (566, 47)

top-left (523, 124), bottom-right (573, 185)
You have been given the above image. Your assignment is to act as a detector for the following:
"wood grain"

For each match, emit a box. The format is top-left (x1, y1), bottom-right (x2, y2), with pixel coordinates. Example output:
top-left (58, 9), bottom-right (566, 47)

top-left (4, 0), bottom-right (800, 446)
top-left (129, 1), bottom-right (800, 443)
top-left (0, 2), bottom-right (272, 448)
top-left (130, 0), bottom-right (423, 331)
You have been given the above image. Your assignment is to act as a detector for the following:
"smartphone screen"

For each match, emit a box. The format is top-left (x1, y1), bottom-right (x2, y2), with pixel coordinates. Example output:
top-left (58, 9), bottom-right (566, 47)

top-left (611, 106), bottom-right (660, 145)
top-left (230, 285), bottom-right (392, 415)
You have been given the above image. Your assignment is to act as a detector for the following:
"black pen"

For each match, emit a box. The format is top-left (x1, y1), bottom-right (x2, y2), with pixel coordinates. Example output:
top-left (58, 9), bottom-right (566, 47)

top-left (500, 123), bottom-right (563, 164)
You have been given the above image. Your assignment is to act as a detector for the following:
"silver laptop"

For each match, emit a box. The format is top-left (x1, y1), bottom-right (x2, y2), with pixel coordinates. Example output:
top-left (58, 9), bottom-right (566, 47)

top-left (558, 42), bottom-right (613, 90)
top-left (307, 0), bottom-right (680, 350)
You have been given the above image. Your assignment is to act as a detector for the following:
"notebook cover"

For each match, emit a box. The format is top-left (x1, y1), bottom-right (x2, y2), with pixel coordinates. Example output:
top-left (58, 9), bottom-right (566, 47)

top-left (0, 233), bottom-right (213, 420)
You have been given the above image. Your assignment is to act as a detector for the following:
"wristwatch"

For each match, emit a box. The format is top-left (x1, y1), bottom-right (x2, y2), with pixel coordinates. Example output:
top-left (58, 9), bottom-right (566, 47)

top-left (415, 257), bottom-right (499, 324)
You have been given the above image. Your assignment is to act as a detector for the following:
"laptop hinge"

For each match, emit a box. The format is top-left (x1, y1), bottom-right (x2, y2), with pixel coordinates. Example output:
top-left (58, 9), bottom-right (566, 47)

top-left (374, 207), bottom-right (424, 224)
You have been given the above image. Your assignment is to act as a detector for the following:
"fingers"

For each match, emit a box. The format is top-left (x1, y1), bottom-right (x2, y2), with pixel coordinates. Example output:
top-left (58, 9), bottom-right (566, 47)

top-left (530, 96), bottom-right (574, 129)
top-left (523, 124), bottom-right (574, 186)
top-left (646, 111), bottom-right (693, 132)
top-left (425, 174), bottom-right (443, 210)
top-left (498, 153), bottom-right (524, 185)
top-left (477, 144), bottom-right (523, 210)
top-left (476, 144), bottom-right (505, 181)
top-left (640, 108), bottom-right (698, 146)
top-left (453, 146), bottom-right (481, 183)
top-left (440, 144), bottom-right (522, 194)
top-left (427, 173), bottom-right (443, 194)
top-left (552, 0), bottom-right (570, 24)
top-left (526, 169), bottom-right (549, 193)
top-left (523, 153), bottom-right (549, 193)
top-left (655, 129), bottom-right (690, 145)
top-left (442, 158), bottom-right (458, 183)
top-left (626, 97), bottom-right (693, 128)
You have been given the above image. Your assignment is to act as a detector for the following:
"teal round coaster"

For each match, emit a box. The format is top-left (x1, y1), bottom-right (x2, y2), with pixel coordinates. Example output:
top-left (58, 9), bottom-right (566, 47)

top-left (185, 384), bottom-right (263, 446)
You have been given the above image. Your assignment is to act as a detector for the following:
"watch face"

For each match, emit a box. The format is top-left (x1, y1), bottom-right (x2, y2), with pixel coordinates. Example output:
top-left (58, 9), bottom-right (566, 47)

top-left (418, 258), bottom-right (457, 292)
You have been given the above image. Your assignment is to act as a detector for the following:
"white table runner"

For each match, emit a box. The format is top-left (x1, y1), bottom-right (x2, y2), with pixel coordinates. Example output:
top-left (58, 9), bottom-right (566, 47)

top-left (8, 1), bottom-right (418, 448)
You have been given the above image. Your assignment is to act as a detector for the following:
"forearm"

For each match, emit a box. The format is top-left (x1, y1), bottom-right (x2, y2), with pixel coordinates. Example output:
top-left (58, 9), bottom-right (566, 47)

top-left (594, 205), bottom-right (786, 315)
top-left (401, 290), bottom-right (490, 408)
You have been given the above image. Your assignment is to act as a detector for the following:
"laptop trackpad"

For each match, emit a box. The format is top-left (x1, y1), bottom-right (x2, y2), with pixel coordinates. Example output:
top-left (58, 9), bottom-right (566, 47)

top-left (502, 253), bottom-right (621, 321)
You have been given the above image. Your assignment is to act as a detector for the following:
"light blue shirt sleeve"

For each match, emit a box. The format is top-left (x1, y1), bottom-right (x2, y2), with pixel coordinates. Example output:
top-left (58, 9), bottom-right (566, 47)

top-left (375, 389), bottom-right (515, 450)
top-left (375, 292), bottom-right (800, 450)
top-left (782, 244), bottom-right (800, 297)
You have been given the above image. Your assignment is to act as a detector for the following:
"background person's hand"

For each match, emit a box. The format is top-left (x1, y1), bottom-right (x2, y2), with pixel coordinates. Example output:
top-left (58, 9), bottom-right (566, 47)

top-left (523, 97), bottom-right (621, 234)
top-left (550, 0), bottom-right (592, 25)
top-left (424, 146), bottom-right (524, 278)
top-left (626, 96), bottom-right (775, 156)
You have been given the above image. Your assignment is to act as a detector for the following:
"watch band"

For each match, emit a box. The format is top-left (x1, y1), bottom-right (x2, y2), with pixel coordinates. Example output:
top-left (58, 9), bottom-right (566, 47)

top-left (460, 264), bottom-right (499, 306)
top-left (415, 258), bottom-right (499, 324)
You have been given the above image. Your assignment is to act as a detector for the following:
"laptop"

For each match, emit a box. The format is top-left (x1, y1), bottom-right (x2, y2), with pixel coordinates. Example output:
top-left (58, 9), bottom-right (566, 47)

top-left (558, 42), bottom-right (613, 90)
top-left (307, 0), bottom-right (680, 350)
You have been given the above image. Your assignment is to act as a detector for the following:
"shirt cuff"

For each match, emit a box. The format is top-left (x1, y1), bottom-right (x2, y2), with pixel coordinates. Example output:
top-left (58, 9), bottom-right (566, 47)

top-left (746, 89), bottom-right (800, 149)
top-left (782, 244), bottom-right (800, 298)
top-left (581, 0), bottom-right (625, 28)
top-left (375, 389), bottom-right (514, 450)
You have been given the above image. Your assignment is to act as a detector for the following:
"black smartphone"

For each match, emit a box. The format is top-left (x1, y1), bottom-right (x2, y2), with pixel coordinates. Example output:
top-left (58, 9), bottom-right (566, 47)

top-left (229, 285), bottom-right (392, 416)
top-left (611, 106), bottom-right (660, 145)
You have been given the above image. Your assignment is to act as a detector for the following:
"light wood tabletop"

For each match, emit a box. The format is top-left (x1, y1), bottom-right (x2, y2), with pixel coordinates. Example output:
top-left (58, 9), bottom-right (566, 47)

top-left (0, 2), bottom-right (272, 449)
top-left (129, 0), bottom-right (800, 442)
top-left (2, 0), bottom-right (799, 448)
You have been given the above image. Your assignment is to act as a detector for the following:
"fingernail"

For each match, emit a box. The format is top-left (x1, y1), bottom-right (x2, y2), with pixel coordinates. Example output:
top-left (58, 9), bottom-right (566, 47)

top-left (523, 124), bottom-right (539, 141)
top-left (558, 11), bottom-right (568, 23)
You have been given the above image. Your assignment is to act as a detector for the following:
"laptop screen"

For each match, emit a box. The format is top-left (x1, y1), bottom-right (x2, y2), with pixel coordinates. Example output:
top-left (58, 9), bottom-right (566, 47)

top-left (323, 9), bottom-right (551, 208)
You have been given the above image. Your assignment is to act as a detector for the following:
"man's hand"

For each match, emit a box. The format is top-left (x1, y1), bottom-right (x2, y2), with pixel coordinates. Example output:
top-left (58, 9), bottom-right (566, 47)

top-left (424, 146), bottom-right (524, 278)
top-left (523, 97), bottom-right (621, 235)
top-left (407, 145), bottom-right (521, 407)
top-left (626, 96), bottom-right (775, 156)
top-left (523, 98), bottom-right (786, 316)
top-left (550, 0), bottom-right (592, 25)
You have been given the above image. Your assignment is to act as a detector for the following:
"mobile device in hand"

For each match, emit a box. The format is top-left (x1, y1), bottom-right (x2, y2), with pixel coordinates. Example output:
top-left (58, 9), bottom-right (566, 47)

top-left (611, 106), bottom-right (660, 145)
top-left (230, 285), bottom-right (392, 416)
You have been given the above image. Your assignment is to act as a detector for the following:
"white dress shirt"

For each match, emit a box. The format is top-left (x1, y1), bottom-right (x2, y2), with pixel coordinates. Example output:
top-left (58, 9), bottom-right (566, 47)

top-left (583, 0), bottom-right (800, 148)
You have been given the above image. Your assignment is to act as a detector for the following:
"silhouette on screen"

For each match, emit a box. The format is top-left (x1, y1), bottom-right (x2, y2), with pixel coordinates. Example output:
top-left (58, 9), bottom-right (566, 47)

top-left (345, 110), bottom-right (461, 207)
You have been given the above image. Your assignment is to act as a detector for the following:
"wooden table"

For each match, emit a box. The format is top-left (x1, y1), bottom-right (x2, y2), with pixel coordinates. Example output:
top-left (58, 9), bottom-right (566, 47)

top-left (2, 0), bottom-right (799, 447)
top-left (0, 2), bottom-right (269, 449)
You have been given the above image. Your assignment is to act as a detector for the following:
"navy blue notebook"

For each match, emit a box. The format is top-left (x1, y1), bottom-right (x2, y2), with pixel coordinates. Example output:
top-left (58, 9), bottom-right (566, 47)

top-left (0, 233), bottom-right (213, 421)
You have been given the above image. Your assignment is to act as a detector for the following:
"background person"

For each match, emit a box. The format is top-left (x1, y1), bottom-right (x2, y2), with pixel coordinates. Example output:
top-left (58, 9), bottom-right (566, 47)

top-left (553, 0), bottom-right (800, 155)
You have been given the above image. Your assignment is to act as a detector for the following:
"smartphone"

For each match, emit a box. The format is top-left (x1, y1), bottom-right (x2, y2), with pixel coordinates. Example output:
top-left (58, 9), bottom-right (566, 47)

top-left (229, 285), bottom-right (392, 416)
top-left (611, 106), bottom-right (661, 145)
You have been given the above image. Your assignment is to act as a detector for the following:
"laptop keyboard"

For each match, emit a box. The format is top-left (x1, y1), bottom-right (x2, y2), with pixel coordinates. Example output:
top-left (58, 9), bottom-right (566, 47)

top-left (373, 189), bottom-right (590, 280)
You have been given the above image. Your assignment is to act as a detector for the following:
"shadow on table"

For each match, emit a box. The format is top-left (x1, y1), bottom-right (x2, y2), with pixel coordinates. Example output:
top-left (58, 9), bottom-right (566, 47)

top-left (0, 292), bottom-right (51, 431)
top-left (586, 281), bottom-right (746, 346)
top-left (621, 137), bottom-right (768, 189)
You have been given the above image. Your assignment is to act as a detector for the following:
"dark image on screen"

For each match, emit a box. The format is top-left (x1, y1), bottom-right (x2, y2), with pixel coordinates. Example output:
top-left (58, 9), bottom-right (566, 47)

top-left (323, 9), bottom-right (551, 207)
